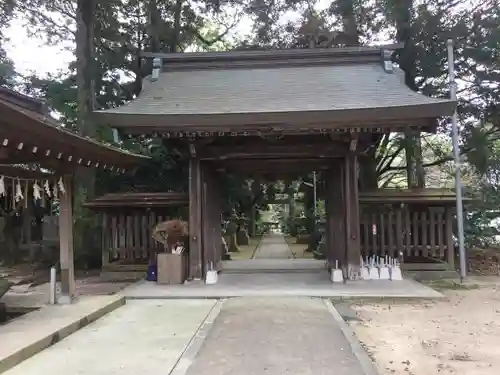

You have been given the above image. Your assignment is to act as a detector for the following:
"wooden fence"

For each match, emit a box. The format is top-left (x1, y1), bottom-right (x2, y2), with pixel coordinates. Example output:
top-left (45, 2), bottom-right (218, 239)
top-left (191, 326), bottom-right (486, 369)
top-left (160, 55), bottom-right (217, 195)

top-left (99, 202), bottom-right (458, 269)
top-left (360, 205), bottom-right (455, 266)
top-left (101, 211), bottom-right (174, 265)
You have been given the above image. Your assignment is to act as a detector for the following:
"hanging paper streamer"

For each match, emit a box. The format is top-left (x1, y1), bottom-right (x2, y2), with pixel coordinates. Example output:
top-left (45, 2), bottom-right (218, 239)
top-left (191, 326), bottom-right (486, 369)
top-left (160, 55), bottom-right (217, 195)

top-left (52, 181), bottom-right (58, 198)
top-left (57, 177), bottom-right (66, 195)
top-left (33, 181), bottom-right (42, 201)
top-left (44, 180), bottom-right (51, 197)
top-left (0, 174), bottom-right (67, 202)
top-left (15, 180), bottom-right (24, 202)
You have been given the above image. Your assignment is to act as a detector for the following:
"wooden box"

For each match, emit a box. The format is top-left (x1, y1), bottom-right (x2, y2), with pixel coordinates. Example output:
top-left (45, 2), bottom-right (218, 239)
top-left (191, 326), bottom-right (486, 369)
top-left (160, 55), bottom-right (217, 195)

top-left (157, 253), bottom-right (185, 285)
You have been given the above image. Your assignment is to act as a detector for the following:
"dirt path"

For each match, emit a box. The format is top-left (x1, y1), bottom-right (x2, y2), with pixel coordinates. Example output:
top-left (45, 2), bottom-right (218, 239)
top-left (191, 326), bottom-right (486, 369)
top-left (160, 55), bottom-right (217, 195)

top-left (349, 278), bottom-right (500, 375)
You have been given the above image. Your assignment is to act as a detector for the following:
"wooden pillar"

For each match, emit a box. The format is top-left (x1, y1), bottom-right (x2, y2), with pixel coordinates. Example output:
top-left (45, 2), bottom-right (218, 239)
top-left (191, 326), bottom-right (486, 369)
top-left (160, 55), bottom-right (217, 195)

top-left (189, 158), bottom-right (203, 279)
top-left (344, 154), bottom-right (361, 279)
top-left (58, 174), bottom-right (75, 304)
top-left (201, 162), bottom-right (217, 274)
top-left (325, 161), bottom-right (345, 268)
top-left (101, 212), bottom-right (109, 268)
top-left (214, 172), bottom-right (223, 269)
top-left (324, 169), bottom-right (333, 267)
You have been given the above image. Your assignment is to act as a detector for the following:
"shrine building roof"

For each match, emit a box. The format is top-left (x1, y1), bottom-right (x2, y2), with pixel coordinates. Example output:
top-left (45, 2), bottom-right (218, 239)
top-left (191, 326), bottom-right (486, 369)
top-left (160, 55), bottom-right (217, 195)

top-left (94, 46), bottom-right (456, 136)
top-left (0, 87), bottom-right (149, 174)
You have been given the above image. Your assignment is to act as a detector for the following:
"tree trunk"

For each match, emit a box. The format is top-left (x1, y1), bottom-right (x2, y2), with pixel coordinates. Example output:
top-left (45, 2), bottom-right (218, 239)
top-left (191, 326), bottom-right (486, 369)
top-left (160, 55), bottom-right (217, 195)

top-left (391, 0), bottom-right (425, 188)
top-left (334, 0), bottom-right (360, 45)
top-left (75, 0), bottom-right (96, 198)
top-left (171, 0), bottom-right (183, 53)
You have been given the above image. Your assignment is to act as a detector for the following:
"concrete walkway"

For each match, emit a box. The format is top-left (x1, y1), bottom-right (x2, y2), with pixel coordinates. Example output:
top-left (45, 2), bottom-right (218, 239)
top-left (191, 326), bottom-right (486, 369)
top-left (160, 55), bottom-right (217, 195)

top-left (185, 297), bottom-right (366, 375)
top-left (3, 300), bottom-right (217, 375)
top-left (252, 233), bottom-right (292, 259)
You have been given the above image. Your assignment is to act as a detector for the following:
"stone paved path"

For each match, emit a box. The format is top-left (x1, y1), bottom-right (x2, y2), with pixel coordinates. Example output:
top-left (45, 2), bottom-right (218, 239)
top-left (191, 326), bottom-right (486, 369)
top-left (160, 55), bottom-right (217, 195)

top-left (185, 297), bottom-right (365, 375)
top-left (252, 233), bottom-right (293, 259)
top-left (3, 300), bottom-right (216, 375)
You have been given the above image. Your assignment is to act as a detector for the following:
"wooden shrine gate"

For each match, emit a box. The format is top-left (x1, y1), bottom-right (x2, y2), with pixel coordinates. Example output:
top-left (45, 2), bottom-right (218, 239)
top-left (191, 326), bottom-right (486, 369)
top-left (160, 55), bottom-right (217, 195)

top-left (94, 46), bottom-right (457, 280)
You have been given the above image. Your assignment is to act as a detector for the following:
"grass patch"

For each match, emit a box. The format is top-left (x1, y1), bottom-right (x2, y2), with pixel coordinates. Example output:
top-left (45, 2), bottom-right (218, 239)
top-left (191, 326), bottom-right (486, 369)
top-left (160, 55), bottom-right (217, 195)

top-left (284, 236), bottom-right (313, 259)
top-left (424, 279), bottom-right (480, 291)
top-left (229, 236), bottom-right (262, 260)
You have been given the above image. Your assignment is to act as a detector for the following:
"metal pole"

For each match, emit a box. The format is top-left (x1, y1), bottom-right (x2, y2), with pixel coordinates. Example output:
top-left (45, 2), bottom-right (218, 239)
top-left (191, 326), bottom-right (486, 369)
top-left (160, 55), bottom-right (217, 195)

top-left (447, 39), bottom-right (467, 282)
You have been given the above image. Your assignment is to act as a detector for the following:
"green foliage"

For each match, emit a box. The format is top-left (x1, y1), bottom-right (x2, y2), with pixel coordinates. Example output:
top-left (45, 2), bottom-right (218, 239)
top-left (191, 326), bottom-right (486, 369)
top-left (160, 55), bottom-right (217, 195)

top-left (4, 0), bottom-right (500, 252)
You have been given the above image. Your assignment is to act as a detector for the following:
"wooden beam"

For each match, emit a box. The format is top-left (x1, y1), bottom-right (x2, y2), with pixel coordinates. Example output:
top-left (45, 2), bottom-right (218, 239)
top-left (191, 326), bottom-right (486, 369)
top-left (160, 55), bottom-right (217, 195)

top-left (199, 142), bottom-right (349, 160)
top-left (58, 174), bottom-right (75, 304)
top-left (116, 117), bottom-right (437, 136)
top-left (215, 158), bottom-right (333, 171)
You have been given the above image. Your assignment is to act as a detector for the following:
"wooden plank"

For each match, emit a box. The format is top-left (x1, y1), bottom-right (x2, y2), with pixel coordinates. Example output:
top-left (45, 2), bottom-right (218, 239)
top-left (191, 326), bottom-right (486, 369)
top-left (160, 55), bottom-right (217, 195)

top-left (149, 211), bottom-right (156, 251)
top-left (141, 213), bottom-right (148, 259)
top-left (437, 212), bottom-right (444, 259)
top-left (362, 214), bottom-right (369, 257)
top-left (421, 211), bottom-right (428, 257)
top-left (111, 215), bottom-right (118, 258)
top-left (371, 213), bottom-right (378, 257)
top-left (404, 209), bottom-right (411, 257)
top-left (380, 213), bottom-right (386, 256)
top-left (429, 210), bottom-right (436, 257)
top-left (133, 212), bottom-right (142, 259)
top-left (412, 211), bottom-right (419, 256)
top-left (126, 216), bottom-right (133, 257)
top-left (445, 207), bottom-right (455, 268)
top-left (118, 213), bottom-right (125, 257)
top-left (387, 212), bottom-right (394, 257)
top-left (395, 209), bottom-right (403, 257)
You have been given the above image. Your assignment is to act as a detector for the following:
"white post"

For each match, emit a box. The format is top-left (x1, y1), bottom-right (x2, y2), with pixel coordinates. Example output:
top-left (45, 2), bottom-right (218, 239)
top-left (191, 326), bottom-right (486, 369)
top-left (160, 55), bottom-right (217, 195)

top-left (447, 39), bottom-right (467, 282)
top-left (49, 266), bottom-right (57, 304)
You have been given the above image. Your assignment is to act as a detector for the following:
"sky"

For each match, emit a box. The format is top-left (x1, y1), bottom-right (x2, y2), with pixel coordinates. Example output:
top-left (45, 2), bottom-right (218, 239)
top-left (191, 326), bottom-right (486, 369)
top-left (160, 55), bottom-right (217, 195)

top-left (5, 18), bottom-right (74, 77)
top-left (4, 0), bottom-right (475, 78)
top-left (4, 0), bottom-right (332, 77)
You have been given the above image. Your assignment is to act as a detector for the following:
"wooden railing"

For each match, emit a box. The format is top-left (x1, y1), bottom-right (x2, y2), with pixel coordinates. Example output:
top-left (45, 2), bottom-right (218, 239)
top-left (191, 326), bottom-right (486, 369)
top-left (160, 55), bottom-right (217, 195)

top-left (101, 211), bottom-right (173, 265)
top-left (360, 205), bottom-right (455, 265)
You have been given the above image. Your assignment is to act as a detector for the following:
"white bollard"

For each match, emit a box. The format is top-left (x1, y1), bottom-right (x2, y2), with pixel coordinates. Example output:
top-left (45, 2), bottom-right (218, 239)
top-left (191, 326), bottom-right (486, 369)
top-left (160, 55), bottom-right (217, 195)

top-left (205, 262), bottom-right (218, 285)
top-left (49, 266), bottom-right (57, 305)
top-left (331, 260), bottom-right (344, 283)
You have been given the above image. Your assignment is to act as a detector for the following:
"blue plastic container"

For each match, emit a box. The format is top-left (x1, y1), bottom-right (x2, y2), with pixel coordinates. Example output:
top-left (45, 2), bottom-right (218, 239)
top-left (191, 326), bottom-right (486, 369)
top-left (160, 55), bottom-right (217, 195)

top-left (146, 263), bottom-right (157, 282)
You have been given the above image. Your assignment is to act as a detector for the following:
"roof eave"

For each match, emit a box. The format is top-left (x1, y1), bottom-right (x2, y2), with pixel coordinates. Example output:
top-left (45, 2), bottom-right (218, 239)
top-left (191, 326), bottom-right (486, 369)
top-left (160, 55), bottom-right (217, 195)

top-left (0, 97), bottom-right (150, 171)
top-left (95, 101), bottom-right (456, 134)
